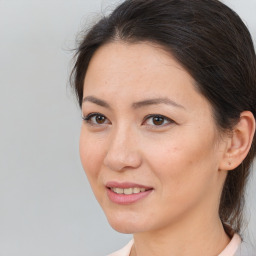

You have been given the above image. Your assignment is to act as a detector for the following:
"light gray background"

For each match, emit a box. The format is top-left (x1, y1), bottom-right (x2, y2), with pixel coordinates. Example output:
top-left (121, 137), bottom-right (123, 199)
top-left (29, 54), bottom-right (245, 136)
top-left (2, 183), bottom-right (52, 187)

top-left (0, 0), bottom-right (255, 255)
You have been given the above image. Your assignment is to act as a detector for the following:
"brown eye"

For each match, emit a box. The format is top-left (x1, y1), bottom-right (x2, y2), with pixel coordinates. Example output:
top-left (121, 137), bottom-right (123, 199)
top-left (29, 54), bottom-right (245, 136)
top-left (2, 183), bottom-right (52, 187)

top-left (143, 114), bottom-right (174, 127)
top-left (82, 113), bottom-right (110, 126)
top-left (95, 115), bottom-right (106, 124)
top-left (152, 116), bottom-right (164, 125)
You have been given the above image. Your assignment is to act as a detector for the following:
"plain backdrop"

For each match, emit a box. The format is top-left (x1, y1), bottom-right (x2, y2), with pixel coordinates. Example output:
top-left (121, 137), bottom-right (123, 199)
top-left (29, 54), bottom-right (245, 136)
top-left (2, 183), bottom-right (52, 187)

top-left (0, 0), bottom-right (255, 255)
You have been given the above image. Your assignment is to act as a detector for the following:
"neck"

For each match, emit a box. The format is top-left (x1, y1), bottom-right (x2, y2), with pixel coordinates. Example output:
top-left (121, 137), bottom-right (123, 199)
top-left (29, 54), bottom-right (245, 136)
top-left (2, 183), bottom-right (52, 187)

top-left (131, 213), bottom-right (230, 256)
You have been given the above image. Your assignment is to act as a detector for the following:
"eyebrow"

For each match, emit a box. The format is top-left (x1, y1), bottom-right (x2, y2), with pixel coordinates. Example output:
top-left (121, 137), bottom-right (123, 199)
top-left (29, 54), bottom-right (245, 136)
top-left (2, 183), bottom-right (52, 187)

top-left (132, 97), bottom-right (185, 109)
top-left (82, 96), bottom-right (111, 109)
top-left (82, 96), bottom-right (185, 110)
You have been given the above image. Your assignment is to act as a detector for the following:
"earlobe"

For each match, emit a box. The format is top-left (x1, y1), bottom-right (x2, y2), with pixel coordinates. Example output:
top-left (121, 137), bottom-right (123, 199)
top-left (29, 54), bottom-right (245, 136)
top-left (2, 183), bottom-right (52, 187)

top-left (219, 111), bottom-right (255, 171)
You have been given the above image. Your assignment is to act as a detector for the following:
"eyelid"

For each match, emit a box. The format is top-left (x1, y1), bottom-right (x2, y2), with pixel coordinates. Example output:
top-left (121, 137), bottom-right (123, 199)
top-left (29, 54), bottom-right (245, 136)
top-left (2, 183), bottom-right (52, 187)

top-left (142, 114), bottom-right (175, 126)
top-left (82, 112), bottom-right (111, 126)
top-left (82, 112), bottom-right (100, 121)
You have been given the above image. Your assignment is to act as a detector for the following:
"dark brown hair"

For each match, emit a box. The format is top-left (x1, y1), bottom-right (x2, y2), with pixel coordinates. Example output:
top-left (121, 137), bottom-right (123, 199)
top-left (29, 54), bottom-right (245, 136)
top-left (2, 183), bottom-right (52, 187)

top-left (70, 0), bottom-right (256, 236)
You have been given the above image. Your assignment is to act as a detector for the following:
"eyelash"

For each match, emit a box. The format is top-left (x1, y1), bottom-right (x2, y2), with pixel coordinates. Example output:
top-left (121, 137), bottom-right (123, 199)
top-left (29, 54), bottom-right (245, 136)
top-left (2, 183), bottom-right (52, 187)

top-left (82, 112), bottom-right (111, 126)
top-left (142, 114), bottom-right (175, 127)
top-left (82, 113), bottom-right (175, 127)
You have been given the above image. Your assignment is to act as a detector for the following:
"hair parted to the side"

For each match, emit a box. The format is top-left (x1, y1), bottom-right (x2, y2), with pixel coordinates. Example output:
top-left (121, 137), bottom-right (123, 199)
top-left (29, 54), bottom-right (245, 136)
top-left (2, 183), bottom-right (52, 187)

top-left (70, 0), bottom-right (256, 237)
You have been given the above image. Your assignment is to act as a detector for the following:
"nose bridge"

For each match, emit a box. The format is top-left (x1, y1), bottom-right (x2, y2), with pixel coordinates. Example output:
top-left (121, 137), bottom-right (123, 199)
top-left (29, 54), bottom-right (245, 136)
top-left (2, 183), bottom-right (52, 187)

top-left (104, 123), bottom-right (141, 171)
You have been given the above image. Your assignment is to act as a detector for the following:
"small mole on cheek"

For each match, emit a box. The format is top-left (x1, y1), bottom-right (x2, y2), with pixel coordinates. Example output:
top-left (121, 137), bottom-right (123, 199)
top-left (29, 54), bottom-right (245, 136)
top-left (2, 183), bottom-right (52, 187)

top-left (188, 160), bottom-right (194, 165)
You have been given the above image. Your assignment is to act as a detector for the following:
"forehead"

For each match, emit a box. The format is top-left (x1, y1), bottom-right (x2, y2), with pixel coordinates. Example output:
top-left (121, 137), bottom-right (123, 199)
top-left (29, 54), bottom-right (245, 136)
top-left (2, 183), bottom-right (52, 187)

top-left (84, 41), bottom-right (195, 96)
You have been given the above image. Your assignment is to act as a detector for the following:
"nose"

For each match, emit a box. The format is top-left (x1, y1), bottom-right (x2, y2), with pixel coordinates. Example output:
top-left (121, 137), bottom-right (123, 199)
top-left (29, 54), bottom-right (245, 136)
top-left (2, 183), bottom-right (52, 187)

top-left (103, 126), bottom-right (142, 172)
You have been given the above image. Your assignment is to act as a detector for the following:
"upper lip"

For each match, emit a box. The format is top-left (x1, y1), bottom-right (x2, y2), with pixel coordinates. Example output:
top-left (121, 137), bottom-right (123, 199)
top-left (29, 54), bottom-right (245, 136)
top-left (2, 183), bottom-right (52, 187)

top-left (106, 181), bottom-right (153, 190)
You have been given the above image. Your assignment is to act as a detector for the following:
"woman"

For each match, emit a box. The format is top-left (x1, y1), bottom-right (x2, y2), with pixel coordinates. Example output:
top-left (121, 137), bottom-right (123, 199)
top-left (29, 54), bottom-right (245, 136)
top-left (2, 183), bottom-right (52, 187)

top-left (71, 0), bottom-right (256, 255)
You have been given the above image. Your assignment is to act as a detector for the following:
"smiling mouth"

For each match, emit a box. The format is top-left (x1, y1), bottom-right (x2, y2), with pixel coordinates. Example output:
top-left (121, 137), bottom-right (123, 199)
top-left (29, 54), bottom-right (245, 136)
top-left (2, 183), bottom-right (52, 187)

top-left (106, 183), bottom-right (153, 204)
top-left (109, 187), bottom-right (151, 195)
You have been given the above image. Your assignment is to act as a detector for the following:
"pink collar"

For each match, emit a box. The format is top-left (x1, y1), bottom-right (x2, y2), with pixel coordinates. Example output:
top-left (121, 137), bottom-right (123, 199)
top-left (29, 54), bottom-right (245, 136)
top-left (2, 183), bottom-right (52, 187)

top-left (108, 233), bottom-right (241, 256)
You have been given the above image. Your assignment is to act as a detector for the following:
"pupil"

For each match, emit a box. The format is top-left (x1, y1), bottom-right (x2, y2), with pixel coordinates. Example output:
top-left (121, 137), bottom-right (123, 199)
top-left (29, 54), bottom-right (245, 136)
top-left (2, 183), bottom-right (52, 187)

top-left (96, 115), bottom-right (105, 124)
top-left (153, 116), bottom-right (164, 125)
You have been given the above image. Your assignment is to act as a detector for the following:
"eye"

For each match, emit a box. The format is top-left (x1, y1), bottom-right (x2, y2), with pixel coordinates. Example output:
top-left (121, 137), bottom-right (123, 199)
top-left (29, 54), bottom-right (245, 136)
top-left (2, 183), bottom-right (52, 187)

top-left (82, 113), bottom-right (110, 126)
top-left (143, 114), bottom-right (174, 127)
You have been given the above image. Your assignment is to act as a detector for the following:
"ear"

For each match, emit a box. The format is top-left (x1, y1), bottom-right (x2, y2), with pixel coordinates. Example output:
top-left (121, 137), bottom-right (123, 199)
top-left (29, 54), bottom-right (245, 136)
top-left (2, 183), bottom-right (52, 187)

top-left (219, 111), bottom-right (255, 171)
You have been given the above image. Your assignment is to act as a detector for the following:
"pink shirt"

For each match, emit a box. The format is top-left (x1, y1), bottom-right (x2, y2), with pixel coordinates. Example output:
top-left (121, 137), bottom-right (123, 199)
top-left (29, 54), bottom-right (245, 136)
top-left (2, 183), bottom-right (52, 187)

top-left (108, 233), bottom-right (242, 256)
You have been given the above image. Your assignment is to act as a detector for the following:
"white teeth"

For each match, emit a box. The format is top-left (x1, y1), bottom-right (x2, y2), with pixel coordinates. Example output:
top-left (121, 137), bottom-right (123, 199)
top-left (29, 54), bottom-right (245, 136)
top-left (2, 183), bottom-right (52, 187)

top-left (124, 188), bottom-right (133, 195)
top-left (111, 187), bottom-right (148, 194)
top-left (113, 188), bottom-right (123, 194)
top-left (133, 188), bottom-right (141, 194)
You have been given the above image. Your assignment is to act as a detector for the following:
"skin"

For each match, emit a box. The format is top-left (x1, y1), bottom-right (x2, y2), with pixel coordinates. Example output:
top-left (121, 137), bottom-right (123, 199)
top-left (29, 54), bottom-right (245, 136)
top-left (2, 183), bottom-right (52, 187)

top-left (80, 41), bottom-right (241, 255)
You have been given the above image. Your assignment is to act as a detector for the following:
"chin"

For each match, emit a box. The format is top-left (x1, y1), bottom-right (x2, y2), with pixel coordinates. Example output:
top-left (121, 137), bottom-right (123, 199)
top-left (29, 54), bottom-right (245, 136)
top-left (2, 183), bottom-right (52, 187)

top-left (110, 222), bottom-right (135, 234)
top-left (105, 210), bottom-right (149, 234)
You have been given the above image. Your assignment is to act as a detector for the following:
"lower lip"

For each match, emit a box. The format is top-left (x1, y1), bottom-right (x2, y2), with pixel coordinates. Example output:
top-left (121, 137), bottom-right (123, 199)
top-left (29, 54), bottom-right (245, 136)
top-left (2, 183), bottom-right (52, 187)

top-left (107, 188), bottom-right (153, 205)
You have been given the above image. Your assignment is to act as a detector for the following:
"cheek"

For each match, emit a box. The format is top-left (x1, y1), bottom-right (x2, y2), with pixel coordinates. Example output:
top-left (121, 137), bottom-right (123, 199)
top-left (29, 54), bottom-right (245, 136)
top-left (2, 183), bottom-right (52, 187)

top-left (145, 129), bottom-right (219, 199)
top-left (79, 129), bottom-right (110, 208)
top-left (79, 129), bottom-right (105, 183)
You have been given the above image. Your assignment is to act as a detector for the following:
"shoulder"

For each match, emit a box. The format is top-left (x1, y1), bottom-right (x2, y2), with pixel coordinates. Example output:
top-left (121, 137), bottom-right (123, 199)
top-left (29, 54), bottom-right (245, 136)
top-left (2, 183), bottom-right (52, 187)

top-left (107, 240), bottom-right (134, 256)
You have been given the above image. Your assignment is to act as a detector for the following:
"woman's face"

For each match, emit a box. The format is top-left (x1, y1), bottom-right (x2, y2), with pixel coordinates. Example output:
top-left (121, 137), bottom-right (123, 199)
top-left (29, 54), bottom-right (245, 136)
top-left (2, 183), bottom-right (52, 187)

top-left (80, 42), bottom-right (228, 234)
